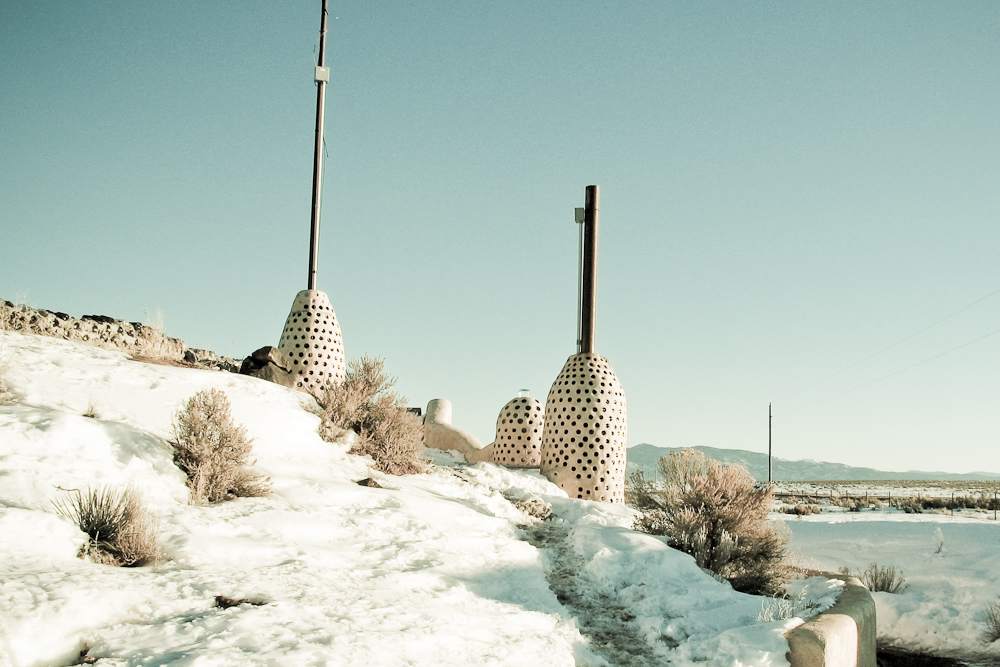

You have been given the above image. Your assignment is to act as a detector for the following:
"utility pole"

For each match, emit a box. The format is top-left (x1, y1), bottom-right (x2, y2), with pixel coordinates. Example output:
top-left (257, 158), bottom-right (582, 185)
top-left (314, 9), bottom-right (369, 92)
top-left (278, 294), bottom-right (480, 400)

top-left (768, 402), bottom-right (772, 485)
top-left (307, 0), bottom-right (330, 290)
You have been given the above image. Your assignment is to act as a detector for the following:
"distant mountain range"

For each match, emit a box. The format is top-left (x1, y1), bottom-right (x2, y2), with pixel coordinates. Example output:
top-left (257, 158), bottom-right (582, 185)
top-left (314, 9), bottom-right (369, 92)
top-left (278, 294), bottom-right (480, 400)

top-left (626, 444), bottom-right (1000, 482)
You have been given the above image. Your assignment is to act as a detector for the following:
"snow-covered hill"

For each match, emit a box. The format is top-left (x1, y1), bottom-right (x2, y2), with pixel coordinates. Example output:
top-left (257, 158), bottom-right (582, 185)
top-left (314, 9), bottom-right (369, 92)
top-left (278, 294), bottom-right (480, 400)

top-left (0, 330), bottom-right (812, 667)
top-left (627, 444), bottom-right (1000, 482)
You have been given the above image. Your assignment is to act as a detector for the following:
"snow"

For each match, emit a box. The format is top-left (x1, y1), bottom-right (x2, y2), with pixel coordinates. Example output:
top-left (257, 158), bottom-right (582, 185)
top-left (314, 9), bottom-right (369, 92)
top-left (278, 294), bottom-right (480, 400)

top-left (784, 509), bottom-right (1000, 662)
top-left (0, 330), bottom-right (820, 667)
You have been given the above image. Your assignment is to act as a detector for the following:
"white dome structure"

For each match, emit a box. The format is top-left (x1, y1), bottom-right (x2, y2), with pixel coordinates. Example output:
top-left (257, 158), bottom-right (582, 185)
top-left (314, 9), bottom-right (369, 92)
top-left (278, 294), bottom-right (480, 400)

top-left (491, 394), bottom-right (544, 467)
top-left (539, 352), bottom-right (627, 503)
top-left (277, 289), bottom-right (345, 394)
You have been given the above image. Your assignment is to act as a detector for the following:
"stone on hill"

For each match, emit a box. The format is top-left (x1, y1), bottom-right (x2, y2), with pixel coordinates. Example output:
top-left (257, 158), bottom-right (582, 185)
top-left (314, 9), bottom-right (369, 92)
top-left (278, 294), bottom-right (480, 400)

top-left (239, 346), bottom-right (298, 390)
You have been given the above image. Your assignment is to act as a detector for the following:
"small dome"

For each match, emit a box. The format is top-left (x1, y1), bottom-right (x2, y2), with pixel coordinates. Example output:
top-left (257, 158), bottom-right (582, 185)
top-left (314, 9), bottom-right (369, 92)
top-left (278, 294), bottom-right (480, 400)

top-left (490, 395), bottom-right (544, 468)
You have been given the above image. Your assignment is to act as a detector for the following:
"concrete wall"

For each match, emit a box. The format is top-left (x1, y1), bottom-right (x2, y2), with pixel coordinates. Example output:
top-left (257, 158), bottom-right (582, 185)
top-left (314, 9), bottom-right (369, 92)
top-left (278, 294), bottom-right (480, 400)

top-left (786, 575), bottom-right (876, 667)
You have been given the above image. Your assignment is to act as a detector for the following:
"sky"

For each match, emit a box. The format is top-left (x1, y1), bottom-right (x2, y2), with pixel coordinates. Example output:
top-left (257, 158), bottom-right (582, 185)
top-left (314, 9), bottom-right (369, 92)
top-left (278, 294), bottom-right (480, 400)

top-left (2, 1), bottom-right (998, 474)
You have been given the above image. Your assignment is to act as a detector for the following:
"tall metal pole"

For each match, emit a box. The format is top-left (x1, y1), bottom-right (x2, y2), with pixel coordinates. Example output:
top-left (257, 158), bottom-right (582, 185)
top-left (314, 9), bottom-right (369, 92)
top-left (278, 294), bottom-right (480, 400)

top-left (579, 185), bottom-right (599, 354)
top-left (768, 402), bottom-right (772, 485)
top-left (307, 0), bottom-right (329, 291)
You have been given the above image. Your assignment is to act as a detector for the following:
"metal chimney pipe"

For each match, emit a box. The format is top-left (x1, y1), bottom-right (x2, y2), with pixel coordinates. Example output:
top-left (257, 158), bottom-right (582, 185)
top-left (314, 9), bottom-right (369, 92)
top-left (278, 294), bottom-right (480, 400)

top-left (307, 0), bottom-right (329, 291)
top-left (579, 185), bottom-right (599, 354)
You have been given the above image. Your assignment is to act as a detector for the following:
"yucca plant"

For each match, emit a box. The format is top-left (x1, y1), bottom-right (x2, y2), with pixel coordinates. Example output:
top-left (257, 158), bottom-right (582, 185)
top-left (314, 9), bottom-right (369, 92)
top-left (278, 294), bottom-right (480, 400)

top-left (841, 563), bottom-right (906, 593)
top-left (53, 483), bottom-right (160, 567)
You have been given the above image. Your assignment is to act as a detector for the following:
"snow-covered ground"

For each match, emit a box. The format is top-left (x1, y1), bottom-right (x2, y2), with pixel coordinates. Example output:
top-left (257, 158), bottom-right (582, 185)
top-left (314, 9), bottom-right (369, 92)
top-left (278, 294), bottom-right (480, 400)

top-left (1, 330), bottom-right (825, 667)
top-left (784, 508), bottom-right (1000, 663)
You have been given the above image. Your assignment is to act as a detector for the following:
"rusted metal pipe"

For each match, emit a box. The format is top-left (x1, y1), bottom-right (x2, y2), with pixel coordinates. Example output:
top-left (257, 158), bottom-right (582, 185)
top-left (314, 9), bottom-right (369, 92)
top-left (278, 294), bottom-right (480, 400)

top-left (579, 185), bottom-right (599, 354)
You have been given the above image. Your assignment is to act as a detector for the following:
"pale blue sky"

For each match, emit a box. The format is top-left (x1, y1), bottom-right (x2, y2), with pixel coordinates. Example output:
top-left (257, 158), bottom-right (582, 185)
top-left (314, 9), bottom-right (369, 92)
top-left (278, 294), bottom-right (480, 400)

top-left (3, 1), bottom-right (998, 474)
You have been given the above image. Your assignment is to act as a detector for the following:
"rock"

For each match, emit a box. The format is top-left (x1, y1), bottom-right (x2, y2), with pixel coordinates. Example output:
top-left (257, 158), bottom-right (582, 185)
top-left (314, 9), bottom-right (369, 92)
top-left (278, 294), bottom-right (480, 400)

top-left (356, 478), bottom-right (382, 488)
top-left (82, 314), bottom-right (115, 324)
top-left (250, 346), bottom-right (290, 370)
top-left (239, 349), bottom-right (298, 390)
top-left (250, 362), bottom-right (298, 389)
top-left (183, 350), bottom-right (198, 363)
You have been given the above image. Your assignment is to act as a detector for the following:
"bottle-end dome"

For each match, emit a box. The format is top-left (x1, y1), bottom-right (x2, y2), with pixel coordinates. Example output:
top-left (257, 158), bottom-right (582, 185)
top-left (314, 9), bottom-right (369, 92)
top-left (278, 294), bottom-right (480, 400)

top-left (490, 395), bottom-right (544, 468)
top-left (539, 352), bottom-right (627, 503)
top-left (277, 289), bottom-right (345, 395)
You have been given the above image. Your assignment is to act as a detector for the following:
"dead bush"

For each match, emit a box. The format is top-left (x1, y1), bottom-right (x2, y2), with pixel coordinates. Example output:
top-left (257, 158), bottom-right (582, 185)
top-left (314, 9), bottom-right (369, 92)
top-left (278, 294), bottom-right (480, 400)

top-left (215, 594), bottom-right (266, 609)
top-left (317, 356), bottom-right (426, 475)
top-left (0, 344), bottom-right (12, 404)
top-left (627, 448), bottom-right (788, 595)
top-left (894, 496), bottom-right (923, 514)
top-left (170, 388), bottom-right (271, 504)
top-left (783, 504), bottom-right (822, 516)
top-left (53, 483), bottom-right (160, 567)
top-left (515, 497), bottom-right (553, 521)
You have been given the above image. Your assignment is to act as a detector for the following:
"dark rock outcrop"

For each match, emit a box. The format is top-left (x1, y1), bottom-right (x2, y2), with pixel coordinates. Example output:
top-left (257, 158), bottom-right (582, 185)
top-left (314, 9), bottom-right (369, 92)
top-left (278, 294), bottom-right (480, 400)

top-left (239, 346), bottom-right (298, 389)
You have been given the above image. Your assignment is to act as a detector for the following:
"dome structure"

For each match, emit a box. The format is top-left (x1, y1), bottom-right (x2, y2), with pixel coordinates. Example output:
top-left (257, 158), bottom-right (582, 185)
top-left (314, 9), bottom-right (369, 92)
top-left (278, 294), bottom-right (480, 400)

top-left (539, 352), bottom-right (627, 503)
top-left (491, 394), bottom-right (544, 467)
top-left (277, 289), bottom-right (345, 394)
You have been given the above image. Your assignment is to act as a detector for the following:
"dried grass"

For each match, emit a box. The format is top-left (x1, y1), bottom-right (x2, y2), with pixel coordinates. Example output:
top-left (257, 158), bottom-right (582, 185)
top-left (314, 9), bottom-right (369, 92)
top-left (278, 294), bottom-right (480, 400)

top-left (170, 388), bottom-right (271, 505)
top-left (628, 448), bottom-right (788, 595)
top-left (317, 356), bottom-right (426, 476)
top-left (53, 483), bottom-right (160, 567)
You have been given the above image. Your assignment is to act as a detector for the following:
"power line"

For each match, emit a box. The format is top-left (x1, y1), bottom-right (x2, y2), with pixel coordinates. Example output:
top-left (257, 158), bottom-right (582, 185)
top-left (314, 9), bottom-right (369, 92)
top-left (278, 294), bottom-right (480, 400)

top-left (777, 287), bottom-right (1000, 401)
top-left (779, 325), bottom-right (1000, 415)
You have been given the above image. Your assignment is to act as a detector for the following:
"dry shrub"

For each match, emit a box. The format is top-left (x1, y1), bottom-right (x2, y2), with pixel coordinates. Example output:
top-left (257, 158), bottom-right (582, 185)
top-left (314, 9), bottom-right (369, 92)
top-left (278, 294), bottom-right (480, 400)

top-left (215, 595), bottom-right (266, 609)
top-left (985, 598), bottom-right (1000, 643)
top-left (0, 344), bottom-right (12, 405)
top-left (170, 388), bottom-right (271, 505)
top-left (515, 497), bottom-right (554, 521)
top-left (53, 484), bottom-right (160, 567)
top-left (783, 504), bottom-right (822, 516)
top-left (317, 356), bottom-right (426, 475)
top-left (895, 496), bottom-right (923, 514)
top-left (627, 448), bottom-right (788, 595)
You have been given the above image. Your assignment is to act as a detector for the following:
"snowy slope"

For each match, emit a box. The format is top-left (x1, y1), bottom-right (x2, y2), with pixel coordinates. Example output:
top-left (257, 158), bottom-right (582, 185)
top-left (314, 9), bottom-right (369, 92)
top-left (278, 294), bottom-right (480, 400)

top-left (0, 330), bottom-right (809, 667)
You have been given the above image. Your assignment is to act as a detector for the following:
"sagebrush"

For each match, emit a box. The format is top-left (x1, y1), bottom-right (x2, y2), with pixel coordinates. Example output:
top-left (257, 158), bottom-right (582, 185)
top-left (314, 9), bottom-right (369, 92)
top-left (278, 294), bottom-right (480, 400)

top-left (53, 484), bottom-right (160, 567)
top-left (627, 448), bottom-right (787, 595)
top-left (317, 356), bottom-right (426, 475)
top-left (783, 504), bottom-right (822, 516)
top-left (170, 388), bottom-right (271, 504)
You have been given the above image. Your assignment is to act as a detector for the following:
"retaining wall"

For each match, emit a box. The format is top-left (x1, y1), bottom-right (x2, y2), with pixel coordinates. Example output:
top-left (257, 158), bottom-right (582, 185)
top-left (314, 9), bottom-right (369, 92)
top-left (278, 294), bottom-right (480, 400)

top-left (1, 300), bottom-right (236, 370)
top-left (786, 574), bottom-right (876, 667)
